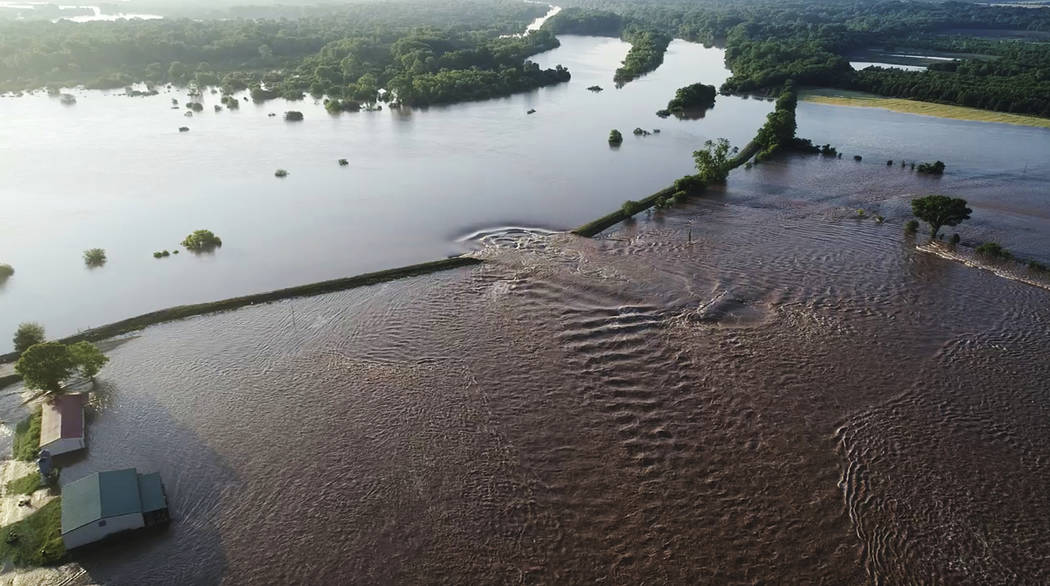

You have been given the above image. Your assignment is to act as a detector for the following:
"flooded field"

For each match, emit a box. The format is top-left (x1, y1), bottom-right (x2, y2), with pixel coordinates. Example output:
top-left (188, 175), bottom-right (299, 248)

top-left (2, 151), bottom-right (1047, 583)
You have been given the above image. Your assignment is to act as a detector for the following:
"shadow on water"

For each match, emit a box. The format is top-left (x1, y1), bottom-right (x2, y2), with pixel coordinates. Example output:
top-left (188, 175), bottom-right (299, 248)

top-left (60, 380), bottom-right (235, 584)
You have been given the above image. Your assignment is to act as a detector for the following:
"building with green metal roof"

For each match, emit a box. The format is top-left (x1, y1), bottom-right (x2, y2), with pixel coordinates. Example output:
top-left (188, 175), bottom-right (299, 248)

top-left (61, 468), bottom-right (169, 550)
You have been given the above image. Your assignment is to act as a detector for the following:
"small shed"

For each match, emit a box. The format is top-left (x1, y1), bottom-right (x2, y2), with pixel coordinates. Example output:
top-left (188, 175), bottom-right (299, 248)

top-left (61, 468), bottom-right (170, 550)
top-left (39, 394), bottom-right (87, 456)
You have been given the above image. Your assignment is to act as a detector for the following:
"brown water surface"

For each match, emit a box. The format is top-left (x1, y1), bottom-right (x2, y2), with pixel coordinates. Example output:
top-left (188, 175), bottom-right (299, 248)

top-left (2, 155), bottom-right (1045, 584)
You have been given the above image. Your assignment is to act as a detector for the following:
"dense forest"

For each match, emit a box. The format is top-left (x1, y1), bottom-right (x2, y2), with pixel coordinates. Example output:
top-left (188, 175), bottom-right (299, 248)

top-left (0, 0), bottom-right (571, 106)
top-left (3, 0), bottom-right (1050, 116)
top-left (550, 0), bottom-right (1050, 118)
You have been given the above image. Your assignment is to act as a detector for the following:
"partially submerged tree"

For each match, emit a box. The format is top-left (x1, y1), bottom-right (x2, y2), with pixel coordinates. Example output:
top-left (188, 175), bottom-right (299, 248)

top-left (15, 342), bottom-right (78, 394)
top-left (182, 229), bottom-right (223, 251)
top-left (0, 263), bottom-right (13, 283)
top-left (16, 340), bottom-right (109, 393)
top-left (69, 341), bottom-right (109, 381)
top-left (13, 323), bottom-right (45, 355)
top-left (911, 195), bottom-right (972, 239)
top-left (608, 129), bottom-right (623, 145)
top-left (693, 138), bottom-right (736, 184)
top-left (83, 248), bottom-right (107, 267)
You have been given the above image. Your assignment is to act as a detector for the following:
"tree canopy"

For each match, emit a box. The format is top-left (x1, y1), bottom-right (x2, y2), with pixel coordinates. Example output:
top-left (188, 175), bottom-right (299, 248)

top-left (13, 322), bottom-right (45, 355)
top-left (911, 195), bottom-right (972, 239)
top-left (69, 341), bottom-right (109, 380)
top-left (15, 342), bottom-right (78, 393)
top-left (693, 138), bottom-right (736, 184)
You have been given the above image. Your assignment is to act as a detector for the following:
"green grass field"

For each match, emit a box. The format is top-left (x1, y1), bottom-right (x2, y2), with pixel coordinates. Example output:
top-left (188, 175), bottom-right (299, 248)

top-left (800, 89), bottom-right (1050, 129)
top-left (12, 407), bottom-right (42, 462)
top-left (0, 499), bottom-right (65, 567)
top-left (5, 472), bottom-right (42, 496)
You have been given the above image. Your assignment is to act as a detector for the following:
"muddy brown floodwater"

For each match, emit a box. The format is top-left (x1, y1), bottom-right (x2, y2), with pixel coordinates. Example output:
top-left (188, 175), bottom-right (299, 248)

top-left (1, 154), bottom-right (1047, 584)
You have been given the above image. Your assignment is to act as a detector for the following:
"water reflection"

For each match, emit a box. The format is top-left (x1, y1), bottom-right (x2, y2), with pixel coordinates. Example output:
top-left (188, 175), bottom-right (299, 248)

top-left (0, 36), bottom-right (768, 351)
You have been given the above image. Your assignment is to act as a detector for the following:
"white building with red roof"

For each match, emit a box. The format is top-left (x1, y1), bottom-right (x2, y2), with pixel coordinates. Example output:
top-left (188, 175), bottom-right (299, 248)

top-left (39, 393), bottom-right (87, 456)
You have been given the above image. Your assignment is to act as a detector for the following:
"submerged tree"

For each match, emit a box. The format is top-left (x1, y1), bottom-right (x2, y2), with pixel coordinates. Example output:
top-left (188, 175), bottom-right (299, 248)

top-left (182, 229), bottom-right (223, 251)
top-left (693, 138), bottom-right (736, 184)
top-left (13, 322), bottom-right (45, 355)
top-left (911, 195), bottom-right (972, 239)
top-left (83, 248), bottom-right (107, 267)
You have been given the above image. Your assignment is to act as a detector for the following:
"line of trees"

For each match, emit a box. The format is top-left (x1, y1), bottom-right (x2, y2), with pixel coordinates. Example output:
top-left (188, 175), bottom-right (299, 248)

top-left (555, 0), bottom-right (1050, 118)
top-left (0, 1), bottom-right (572, 107)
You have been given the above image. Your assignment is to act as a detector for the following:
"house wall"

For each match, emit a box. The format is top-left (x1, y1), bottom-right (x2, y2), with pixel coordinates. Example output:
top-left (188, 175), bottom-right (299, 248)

top-left (62, 512), bottom-right (145, 550)
top-left (41, 436), bottom-right (85, 456)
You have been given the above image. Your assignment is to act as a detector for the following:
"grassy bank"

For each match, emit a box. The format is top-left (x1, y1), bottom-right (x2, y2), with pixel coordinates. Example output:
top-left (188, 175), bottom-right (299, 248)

top-left (572, 186), bottom-right (678, 237)
top-left (801, 88), bottom-right (1050, 129)
top-left (0, 499), bottom-right (64, 567)
top-left (0, 257), bottom-right (483, 364)
top-left (5, 472), bottom-right (42, 496)
top-left (12, 408), bottom-right (42, 462)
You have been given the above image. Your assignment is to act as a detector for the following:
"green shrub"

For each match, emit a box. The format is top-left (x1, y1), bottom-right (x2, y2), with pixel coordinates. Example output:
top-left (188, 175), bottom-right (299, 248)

top-left (5, 472), bottom-right (42, 496)
top-left (0, 263), bottom-right (13, 282)
top-left (82, 248), bottom-right (106, 267)
top-left (338, 159), bottom-right (349, 166)
top-left (284, 111), bottom-right (304, 121)
top-left (275, 169), bottom-right (289, 178)
top-left (153, 251), bottom-right (163, 258)
top-left (673, 175), bottom-right (705, 195)
top-left (905, 220), bottom-right (919, 233)
top-left (975, 242), bottom-right (1010, 259)
top-left (608, 129), bottom-right (623, 145)
top-left (12, 408), bottom-right (42, 462)
top-left (1028, 260), bottom-right (1048, 272)
top-left (181, 229), bottom-right (222, 251)
top-left (621, 200), bottom-right (641, 217)
top-left (672, 190), bottom-right (688, 203)
top-left (856, 209), bottom-right (866, 217)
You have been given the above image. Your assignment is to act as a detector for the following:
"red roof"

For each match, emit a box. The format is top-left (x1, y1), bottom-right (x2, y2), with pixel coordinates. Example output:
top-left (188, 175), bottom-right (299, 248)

top-left (40, 393), bottom-right (87, 445)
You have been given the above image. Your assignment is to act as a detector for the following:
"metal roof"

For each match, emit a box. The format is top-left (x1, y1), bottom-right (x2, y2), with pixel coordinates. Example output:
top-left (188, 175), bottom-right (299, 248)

top-left (61, 468), bottom-right (154, 534)
top-left (61, 472), bottom-right (103, 534)
top-left (40, 394), bottom-right (87, 446)
top-left (137, 473), bottom-right (167, 513)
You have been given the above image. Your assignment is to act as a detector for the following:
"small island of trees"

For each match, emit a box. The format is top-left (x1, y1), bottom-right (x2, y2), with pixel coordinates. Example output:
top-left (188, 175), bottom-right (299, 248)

top-left (284, 111), bottom-right (304, 122)
top-left (658, 82), bottom-right (716, 118)
top-left (275, 169), bottom-right (289, 177)
top-left (181, 229), bottom-right (222, 251)
top-left (917, 161), bottom-right (946, 175)
top-left (608, 129), bottom-right (623, 145)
